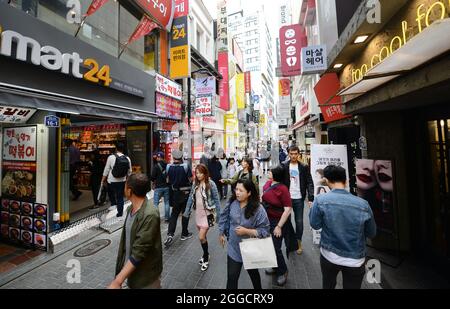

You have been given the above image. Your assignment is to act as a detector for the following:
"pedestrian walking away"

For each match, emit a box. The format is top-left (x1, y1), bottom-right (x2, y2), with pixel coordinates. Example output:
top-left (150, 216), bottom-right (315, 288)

top-left (262, 166), bottom-right (297, 286)
top-left (66, 139), bottom-right (82, 201)
top-left (208, 153), bottom-right (223, 199)
top-left (109, 174), bottom-right (162, 289)
top-left (88, 149), bottom-right (105, 210)
top-left (309, 165), bottom-right (377, 289)
top-left (219, 153), bottom-right (229, 199)
top-left (219, 179), bottom-right (270, 289)
top-left (102, 142), bottom-right (132, 217)
top-left (164, 150), bottom-right (193, 248)
top-left (281, 146), bottom-right (314, 255)
top-left (151, 152), bottom-right (170, 222)
top-left (183, 164), bottom-right (221, 272)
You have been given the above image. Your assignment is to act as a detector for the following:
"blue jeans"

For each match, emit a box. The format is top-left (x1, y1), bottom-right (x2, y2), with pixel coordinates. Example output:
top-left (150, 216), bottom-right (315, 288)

top-left (154, 187), bottom-right (170, 220)
top-left (292, 199), bottom-right (305, 241)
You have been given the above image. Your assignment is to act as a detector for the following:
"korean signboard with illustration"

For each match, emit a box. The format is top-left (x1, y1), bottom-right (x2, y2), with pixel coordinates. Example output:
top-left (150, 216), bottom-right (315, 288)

top-left (314, 73), bottom-right (349, 124)
top-left (0, 106), bottom-right (36, 124)
top-left (301, 45), bottom-right (327, 74)
top-left (280, 24), bottom-right (307, 76)
top-left (195, 96), bottom-right (213, 116)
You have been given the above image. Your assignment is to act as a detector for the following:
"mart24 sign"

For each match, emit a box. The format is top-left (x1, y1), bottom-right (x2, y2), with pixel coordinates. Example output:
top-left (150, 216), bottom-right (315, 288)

top-left (0, 26), bottom-right (112, 87)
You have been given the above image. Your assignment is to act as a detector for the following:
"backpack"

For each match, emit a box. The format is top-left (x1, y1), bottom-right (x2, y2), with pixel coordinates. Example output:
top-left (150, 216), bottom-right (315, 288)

top-left (111, 154), bottom-right (130, 178)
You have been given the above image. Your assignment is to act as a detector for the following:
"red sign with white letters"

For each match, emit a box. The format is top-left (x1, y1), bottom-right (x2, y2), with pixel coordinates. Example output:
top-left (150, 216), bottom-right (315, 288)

top-left (280, 24), bottom-right (307, 77)
top-left (314, 73), bottom-right (350, 123)
top-left (173, 0), bottom-right (189, 18)
top-left (135, 0), bottom-right (175, 31)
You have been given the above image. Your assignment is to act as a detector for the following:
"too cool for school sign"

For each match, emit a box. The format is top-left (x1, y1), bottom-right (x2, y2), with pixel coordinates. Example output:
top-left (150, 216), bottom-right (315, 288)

top-left (280, 24), bottom-right (307, 77)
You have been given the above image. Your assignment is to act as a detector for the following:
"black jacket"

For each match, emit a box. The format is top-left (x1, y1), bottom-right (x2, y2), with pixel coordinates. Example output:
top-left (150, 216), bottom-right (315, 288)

top-left (151, 161), bottom-right (169, 188)
top-left (281, 160), bottom-right (315, 202)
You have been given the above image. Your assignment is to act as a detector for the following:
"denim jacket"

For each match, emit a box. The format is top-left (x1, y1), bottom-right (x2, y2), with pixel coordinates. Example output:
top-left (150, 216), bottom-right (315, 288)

top-left (183, 181), bottom-right (221, 218)
top-left (309, 189), bottom-right (377, 259)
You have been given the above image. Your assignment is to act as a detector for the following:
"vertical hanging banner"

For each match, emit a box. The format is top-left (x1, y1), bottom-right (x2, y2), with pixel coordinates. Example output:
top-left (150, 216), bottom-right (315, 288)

top-left (217, 0), bottom-right (228, 52)
top-left (279, 79), bottom-right (290, 96)
top-left (170, 16), bottom-right (190, 79)
top-left (244, 72), bottom-right (251, 94)
top-left (218, 52), bottom-right (230, 111)
top-left (236, 73), bottom-right (245, 109)
top-left (135, 0), bottom-right (175, 32)
top-left (174, 0), bottom-right (189, 19)
top-left (85, 0), bottom-right (109, 16)
top-left (280, 24), bottom-right (307, 76)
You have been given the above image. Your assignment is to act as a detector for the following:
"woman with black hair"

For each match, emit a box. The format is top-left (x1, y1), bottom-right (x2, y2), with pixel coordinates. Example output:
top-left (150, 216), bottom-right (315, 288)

top-left (219, 179), bottom-right (270, 289)
top-left (220, 157), bottom-right (259, 193)
top-left (262, 166), bottom-right (295, 286)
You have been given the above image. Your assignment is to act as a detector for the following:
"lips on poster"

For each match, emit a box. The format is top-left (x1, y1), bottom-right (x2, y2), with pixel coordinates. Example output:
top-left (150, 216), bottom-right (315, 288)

top-left (356, 159), bottom-right (394, 234)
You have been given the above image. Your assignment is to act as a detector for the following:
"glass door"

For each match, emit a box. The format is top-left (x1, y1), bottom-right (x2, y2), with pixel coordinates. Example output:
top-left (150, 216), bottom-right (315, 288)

top-left (428, 119), bottom-right (450, 258)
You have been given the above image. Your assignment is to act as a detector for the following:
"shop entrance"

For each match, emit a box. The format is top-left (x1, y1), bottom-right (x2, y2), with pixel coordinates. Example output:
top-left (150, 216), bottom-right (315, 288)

top-left (59, 116), bottom-right (151, 224)
top-left (427, 119), bottom-right (450, 259)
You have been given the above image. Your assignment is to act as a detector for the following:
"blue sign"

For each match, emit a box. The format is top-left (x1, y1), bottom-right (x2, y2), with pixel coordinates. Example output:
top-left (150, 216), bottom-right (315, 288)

top-left (45, 115), bottom-right (60, 128)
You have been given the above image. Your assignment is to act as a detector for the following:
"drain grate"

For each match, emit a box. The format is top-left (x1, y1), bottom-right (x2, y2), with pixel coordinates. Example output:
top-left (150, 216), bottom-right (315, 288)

top-left (74, 239), bottom-right (111, 257)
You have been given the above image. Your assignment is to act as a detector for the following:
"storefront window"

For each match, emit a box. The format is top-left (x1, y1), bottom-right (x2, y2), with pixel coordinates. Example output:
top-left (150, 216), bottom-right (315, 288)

top-left (6, 0), bottom-right (158, 73)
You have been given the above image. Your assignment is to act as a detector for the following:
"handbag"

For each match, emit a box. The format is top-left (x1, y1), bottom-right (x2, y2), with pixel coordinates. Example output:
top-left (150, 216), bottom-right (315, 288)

top-left (239, 237), bottom-right (278, 270)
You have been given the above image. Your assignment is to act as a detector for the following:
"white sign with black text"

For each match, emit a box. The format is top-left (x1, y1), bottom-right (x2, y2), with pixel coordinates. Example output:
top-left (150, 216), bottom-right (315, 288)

top-left (301, 45), bottom-right (327, 74)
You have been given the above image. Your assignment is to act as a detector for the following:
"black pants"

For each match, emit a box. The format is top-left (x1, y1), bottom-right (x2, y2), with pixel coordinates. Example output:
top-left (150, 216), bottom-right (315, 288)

top-left (90, 175), bottom-right (101, 206)
top-left (269, 219), bottom-right (288, 276)
top-left (320, 255), bottom-right (365, 289)
top-left (108, 182), bottom-right (125, 216)
top-left (227, 255), bottom-right (262, 289)
top-left (69, 165), bottom-right (81, 196)
top-left (168, 190), bottom-right (190, 236)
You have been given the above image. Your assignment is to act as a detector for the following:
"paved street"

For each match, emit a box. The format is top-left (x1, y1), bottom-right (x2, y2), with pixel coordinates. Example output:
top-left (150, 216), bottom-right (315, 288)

top-left (1, 199), bottom-right (380, 289)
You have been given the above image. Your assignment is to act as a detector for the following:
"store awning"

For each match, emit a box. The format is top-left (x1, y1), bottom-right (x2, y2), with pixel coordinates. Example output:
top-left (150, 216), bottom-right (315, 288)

top-left (338, 18), bottom-right (450, 97)
top-left (191, 46), bottom-right (222, 80)
top-left (0, 82), bottom-right (158, 123)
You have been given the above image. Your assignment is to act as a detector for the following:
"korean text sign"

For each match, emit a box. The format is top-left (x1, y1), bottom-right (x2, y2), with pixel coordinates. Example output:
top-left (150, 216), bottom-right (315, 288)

top-left (3, 127), bottom-right (37, 162)
top-left (280, 24), bottom-right (307, 77)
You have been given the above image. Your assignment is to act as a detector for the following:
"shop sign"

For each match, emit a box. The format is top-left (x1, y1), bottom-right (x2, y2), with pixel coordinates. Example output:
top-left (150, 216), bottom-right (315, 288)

top-left (217, 0), bottom-right (228, 52)
top-left (301, 45), bottom-right (327, 74)
top-left (236, 73), bottom-right (245, 109)
top-left (314, 73), bottom-right (349, 123)
top-left (170, 15), bottom-right (190, 79)
top-left (195, 96), bottom-right (213, 116)
top-left (156, 73), bottom-right (182, 100)
top-left (300, 98), bottom-right (309, 117)
top-left (279, 79), bottom-right (290, 96)
top-left (244, 72), bottom-right (251, 94)
top-left (44, 115), bottom-right (60, 128)
top-left (280, 24), bottom-right (307, 76)
top-left (0, 107), bottom-right (36, 124)
top-left (134, 0), bottom-right (175, 32)
top-left (218, 52), bottom-right (230, 111)
top-left (174, 0), bottom-right (189, 18)
top-left (351, 0), bottom-right (450, 83)
top-left (156, 93), bottom-right (182, 120)
top-left (2, 127), bottom-right (37, 162)
top-left (195, 77), bottom-right (216, 96)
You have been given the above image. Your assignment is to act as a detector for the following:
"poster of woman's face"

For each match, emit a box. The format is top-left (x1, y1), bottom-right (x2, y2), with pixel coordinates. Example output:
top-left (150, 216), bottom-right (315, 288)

top-left (356, 159), bottom-right (395, 234)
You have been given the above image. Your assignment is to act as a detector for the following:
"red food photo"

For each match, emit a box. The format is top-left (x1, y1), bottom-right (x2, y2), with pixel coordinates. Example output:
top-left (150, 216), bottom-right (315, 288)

top-left (34, 204), bottom-right (47, 217)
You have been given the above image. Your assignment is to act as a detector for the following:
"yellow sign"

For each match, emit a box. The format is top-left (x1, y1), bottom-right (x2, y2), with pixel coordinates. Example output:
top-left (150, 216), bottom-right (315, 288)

top-left (170, 46), bottom-right (189, 79)
top-left (260, 114), bottom-right (266, 124)
top-left (351, 0), bottom-right (450, 83)
top-left (236, 73), bottom-right (246, 109)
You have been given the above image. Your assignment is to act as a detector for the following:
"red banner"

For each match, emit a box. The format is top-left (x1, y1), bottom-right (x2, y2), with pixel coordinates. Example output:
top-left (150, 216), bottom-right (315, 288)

top-left (85, 0), bottom-right (109, 17)
top-left (244, 72), bottom-right (251, 94)
top-left (128, 16), bottom-right (160, 44)
top-left (135, 0), bottom-right (175, 31)
top-left (174, 0), bottom-right (189, 18)
top-left (279, 79), bottom-right (290, 96)
top-left (280, 24), bottom-right (307, 77)
top-left (314, 73), bottom-right (349, 123)
top-left (156, 93), bottom-right (182, 120)
top-left (218, 52), bottom-right (230, 111)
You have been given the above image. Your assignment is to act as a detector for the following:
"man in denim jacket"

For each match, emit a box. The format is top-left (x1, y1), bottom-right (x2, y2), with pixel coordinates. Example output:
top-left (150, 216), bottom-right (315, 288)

top-left (309, 165), bottom-right (377, 289)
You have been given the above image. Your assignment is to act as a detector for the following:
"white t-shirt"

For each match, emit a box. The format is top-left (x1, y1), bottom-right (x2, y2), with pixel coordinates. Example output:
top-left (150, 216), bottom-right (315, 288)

top-left (289, 163), bottom-right (302, 199)
top-left (320, 248), bottom-right (365, 268)
top-left (103, 152), bottom-right (132, 183)
top-left (253, 159), bottom-right (260, 176)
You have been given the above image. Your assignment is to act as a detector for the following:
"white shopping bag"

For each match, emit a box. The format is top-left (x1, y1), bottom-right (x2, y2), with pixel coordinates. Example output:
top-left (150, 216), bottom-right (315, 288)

top-left (312, 228), bottom-right (322, 245)
top-left (239, 237), bottom-right (278, 270)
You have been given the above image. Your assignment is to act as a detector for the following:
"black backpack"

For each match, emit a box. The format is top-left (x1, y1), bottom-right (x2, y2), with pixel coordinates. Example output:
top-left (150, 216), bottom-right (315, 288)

top-left (111, 154), bottom-right (130, 178)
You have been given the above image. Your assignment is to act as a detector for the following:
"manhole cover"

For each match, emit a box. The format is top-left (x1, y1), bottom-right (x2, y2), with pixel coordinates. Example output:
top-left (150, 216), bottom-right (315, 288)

top-left (74, 239), bottom-right (111, 257)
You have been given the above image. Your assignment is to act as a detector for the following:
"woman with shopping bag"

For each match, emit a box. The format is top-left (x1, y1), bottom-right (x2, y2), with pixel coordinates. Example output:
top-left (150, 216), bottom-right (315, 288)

top-left (219, 179), bottom-right (271, 289)
top-left (183, 164), bottom-right (221, 272)
top-left (262, 166), bottom-right (296, 286)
